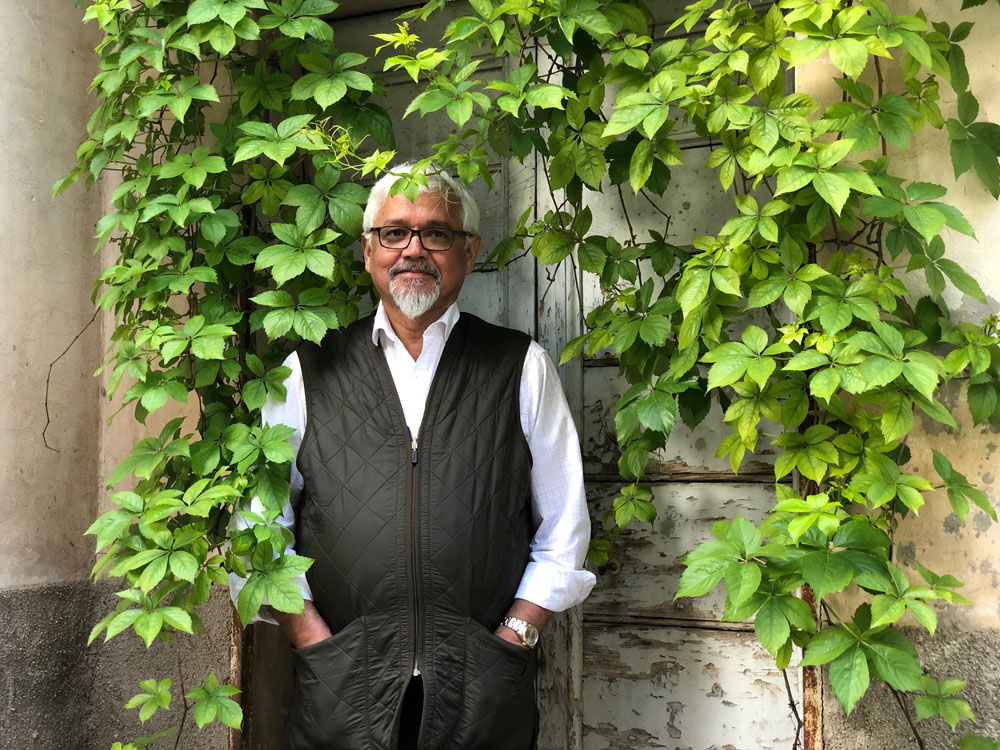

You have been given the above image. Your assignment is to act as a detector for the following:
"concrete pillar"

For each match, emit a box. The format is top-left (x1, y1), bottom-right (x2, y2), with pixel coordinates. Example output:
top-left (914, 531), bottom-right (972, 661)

top-left (0, 5), bottom-right (233, 749)
top-left (0, 4), bottom-right (105, 746)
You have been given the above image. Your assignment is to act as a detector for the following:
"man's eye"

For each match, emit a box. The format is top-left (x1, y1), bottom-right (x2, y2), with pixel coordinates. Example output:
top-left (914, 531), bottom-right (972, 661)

top-left (383, 228), bottom-right (410, 241)
top-left (425, 230), bottom-right (449, 241)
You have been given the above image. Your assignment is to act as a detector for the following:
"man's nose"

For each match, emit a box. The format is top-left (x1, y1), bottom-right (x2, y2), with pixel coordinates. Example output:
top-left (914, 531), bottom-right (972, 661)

top-left (400, 231), bottom-right (429, 257)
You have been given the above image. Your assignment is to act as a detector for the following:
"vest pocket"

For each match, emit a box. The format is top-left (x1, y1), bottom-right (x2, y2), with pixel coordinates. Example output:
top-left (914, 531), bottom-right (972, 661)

top-left (449, 618), bottom-right (537, 750)
top-left (285, 617), bottom-right (369, 750)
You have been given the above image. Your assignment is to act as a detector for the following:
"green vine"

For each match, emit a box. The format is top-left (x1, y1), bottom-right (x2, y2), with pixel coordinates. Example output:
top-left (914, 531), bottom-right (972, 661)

top-left (383, 0), bottom-right (1000, 747)
top-left (61, 0), bottom-right (404, 744)
top-left (64, 0), bottom-right (1000, 747)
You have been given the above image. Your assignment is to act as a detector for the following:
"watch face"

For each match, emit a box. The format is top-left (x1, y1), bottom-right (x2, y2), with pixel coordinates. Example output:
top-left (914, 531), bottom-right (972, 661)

top-left (523, 624), bottom-right (539, 648)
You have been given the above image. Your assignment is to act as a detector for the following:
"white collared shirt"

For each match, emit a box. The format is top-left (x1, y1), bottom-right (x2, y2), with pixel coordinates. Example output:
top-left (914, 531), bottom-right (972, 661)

top-left (229, 302), bottom-right (596, 621)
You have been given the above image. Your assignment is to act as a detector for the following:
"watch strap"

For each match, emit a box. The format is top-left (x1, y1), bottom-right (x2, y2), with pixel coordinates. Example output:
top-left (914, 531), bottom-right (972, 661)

top-left (500, 616), bottom-right (538, 647)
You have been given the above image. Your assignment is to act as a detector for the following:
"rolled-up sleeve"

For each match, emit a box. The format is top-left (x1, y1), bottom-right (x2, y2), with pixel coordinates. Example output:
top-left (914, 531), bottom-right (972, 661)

top-left (514, 342), bottom-right (597, 612)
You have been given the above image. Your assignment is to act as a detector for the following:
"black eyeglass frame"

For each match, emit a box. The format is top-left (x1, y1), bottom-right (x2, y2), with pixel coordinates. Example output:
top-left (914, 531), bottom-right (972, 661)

top-left (370, 225), bottom-right (473, 252)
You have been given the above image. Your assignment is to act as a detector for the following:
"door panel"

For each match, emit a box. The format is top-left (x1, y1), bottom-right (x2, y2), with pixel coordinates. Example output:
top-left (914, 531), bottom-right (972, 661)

top-left (240, 6), bottom-right (807, 748)
top-left (582, 623), bottom-right (802, 750)
top-left (585, 482), bottom-right (776, 623)
top-left (581, 367), bottom-right (776, 482)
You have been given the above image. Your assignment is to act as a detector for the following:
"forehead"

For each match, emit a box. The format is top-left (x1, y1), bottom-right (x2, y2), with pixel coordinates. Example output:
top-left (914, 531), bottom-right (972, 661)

top-left (374, 190), bottom-right (463, 227)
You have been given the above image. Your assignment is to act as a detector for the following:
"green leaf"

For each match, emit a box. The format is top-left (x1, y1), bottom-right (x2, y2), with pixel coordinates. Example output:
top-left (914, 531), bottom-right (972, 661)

top-left (160, 607), bottom-right (193, 633)
top-left (532, 230), bottom-right (575, 264)
top-left (209, 23), bottom-right (237, 56)
top-left (105, 609), bottom-right (143, 641)
top-left (755, 598), bottom-right (791, 654)
top-left (724, 561), bottom-right (762, 606)
top-left (677, 269), bottom-right (711, 316)
top-left (137, 552), bottom-right (170, 592)
top-left (263, 574), bottom-right (305, 614)
top-left (169, 551), bottom-right (199, 583)
top-left (957, 735), bottom-right (1000, 750)
top-left (236, 574), bottom-right (264, 626)
top-left (813, 172), bottom-right (852, 213)
top-left (187, 0), bottom-right (224, 24)
top-left (829, 38), bottom-right (869, 78)
top-left (802, 550), bottom-right (854, 599)
top-left (676, 558), bottom-right (728, 598)
top-left (728, 516), bottom-right (762, 557)
top-left (938, 259), bottom-right (987, 303)
top-left (829, 645), bottom-right (870, 714)
top-left (576, 144), bottom-right (606, 190)
top-left (903, 204), bottom-right (947, 242)
top-left (800, 627), bottom-right (856, 667)
top-left (637, 390), bottom-right (676, 435)
top-left (603, 104), bottom-right (657, 137)
top-left (707, 355), bottom-right (751, 390)
top-left (866, 643), bottom-right (925, 692)
top-left (134, 611), bottom-right (164, 647)
top-left (882, 391), bottom-right (914, 443)
top-left (969, 382), bottom-right (999, 424)
top-left (630, 139), bottom-right (654, 194)
top-left (870, 594), bottom-right (906, 628)
top-left (525, 83), bottom-right (570, 109)
top-left (906, 599), bottom-right (938, 636)
top-left (639, 315), bottom-right (671, 347)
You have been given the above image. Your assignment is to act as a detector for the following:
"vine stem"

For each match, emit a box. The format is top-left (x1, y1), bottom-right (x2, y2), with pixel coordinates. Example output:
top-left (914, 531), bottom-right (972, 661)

top-left (890, 685), bottom-right (927, 750)
top-left (782, 667), bottom-right (804, 750)
top-left (616, 184), bottom-right (638, 246)
top-left (173, 653), bottom-right (189, 750)
top-left (874, 56), bottom-right (888, 158)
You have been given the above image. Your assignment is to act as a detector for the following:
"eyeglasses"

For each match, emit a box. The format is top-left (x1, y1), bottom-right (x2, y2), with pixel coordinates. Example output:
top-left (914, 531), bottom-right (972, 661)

top-left (371, 225), bottom-right (472, 252)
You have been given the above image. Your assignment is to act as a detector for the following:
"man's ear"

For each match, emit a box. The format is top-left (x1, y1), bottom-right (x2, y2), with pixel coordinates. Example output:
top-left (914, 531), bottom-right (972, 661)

top-left (361, 233), bottom-right (373, 272)
top-left (464, 234), bottom-right (481, 274)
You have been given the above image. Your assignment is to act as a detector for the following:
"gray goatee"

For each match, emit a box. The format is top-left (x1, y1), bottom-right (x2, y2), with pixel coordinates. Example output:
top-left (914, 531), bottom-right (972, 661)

top-left (389, 259), bottom-right (442, 319)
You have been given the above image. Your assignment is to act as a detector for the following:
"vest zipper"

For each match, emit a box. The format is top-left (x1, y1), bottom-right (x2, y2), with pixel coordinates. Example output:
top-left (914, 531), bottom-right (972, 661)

top-left (373, 336), bottom-right (455, 749)
top-left (409, 434), bottom-right (421, 678)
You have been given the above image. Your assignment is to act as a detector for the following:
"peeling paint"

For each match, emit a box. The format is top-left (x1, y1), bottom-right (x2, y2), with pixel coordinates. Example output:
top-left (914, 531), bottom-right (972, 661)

top-left (583, 625), bottom-right (801, 749)
top-left (587, 483), bottom-right (778, 622)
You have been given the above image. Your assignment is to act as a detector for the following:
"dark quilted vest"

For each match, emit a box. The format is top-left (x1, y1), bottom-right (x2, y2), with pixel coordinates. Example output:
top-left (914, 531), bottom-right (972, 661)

top-left (287, 313), bottom-right (537, 750)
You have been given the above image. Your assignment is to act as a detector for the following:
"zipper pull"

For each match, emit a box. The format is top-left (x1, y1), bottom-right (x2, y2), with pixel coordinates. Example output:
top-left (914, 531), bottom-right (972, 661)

top-left (411, 437), bottom-right (418, 464)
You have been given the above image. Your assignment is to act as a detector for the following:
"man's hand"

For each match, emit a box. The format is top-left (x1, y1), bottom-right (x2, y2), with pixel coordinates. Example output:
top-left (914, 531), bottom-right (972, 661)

top-left (495, 598), bottom-right (552, 647)
top-left (270, 600), bottom-right (332, 649)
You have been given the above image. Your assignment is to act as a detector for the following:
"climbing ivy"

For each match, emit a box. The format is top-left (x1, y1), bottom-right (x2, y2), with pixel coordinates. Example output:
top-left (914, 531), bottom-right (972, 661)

top-left (60, 0), bottom-right (402, 744)
top-left (381, 0), bottom-right (1000, 746)
top-left (66, 0), bottom-right (1000, 746)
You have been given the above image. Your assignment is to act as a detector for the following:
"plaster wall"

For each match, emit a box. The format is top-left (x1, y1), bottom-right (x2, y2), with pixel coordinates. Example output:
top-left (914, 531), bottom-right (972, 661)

top-left (0, 2), bottom-right (104, 588)
top-left (796, 0), bottom-right (1000, 744)
top-left (0, 5), bottom-right (235, 749)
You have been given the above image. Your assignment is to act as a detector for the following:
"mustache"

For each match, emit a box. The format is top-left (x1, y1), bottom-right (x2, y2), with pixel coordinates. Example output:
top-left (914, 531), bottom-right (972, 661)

top-left (389, 259), bottom-right (441, 281)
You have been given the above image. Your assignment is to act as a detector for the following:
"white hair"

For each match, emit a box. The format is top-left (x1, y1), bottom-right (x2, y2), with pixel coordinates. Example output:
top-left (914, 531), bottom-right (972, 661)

top-left (362, 162), bottom-right (480, 235)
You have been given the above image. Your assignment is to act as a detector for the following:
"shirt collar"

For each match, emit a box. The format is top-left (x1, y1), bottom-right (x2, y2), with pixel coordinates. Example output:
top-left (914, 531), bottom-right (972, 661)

top-left (371, 301), bottom-right (461, 347)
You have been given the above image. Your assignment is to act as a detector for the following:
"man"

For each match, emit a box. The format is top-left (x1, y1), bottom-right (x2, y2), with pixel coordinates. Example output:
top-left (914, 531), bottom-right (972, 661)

top-left (230, 165), bottom-right (595, 750)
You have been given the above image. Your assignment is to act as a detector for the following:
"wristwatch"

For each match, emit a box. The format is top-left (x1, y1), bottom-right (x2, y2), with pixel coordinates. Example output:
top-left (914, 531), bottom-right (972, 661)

top-left (500, 616), bottom-right (540, 648)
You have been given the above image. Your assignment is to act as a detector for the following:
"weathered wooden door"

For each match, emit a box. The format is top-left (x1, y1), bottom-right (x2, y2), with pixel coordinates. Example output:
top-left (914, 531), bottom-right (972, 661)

top-left (241, 5), bottom-right (809, 748)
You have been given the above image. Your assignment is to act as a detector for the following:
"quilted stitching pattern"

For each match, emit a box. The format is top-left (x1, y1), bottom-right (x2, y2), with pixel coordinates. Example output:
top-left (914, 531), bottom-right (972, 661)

top-left (295, 315), bottom-right (537, 750)
top-left (447, 627), bottom-right (537, 749)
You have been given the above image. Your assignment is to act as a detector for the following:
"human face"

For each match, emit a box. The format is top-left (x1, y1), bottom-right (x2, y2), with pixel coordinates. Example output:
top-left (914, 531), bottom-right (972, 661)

top-left (362, 190), bottom-right (480, 326)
